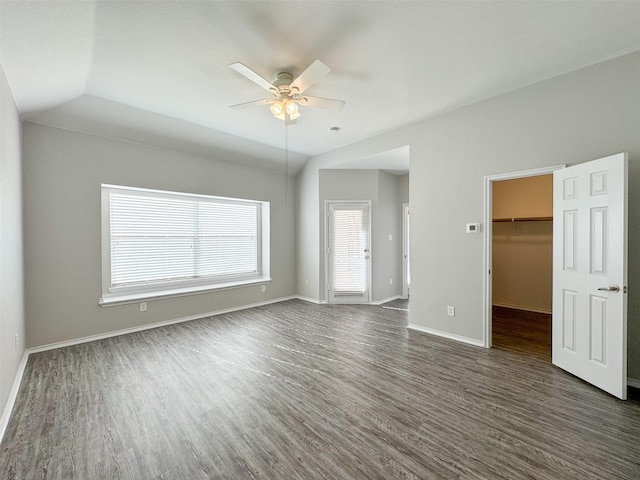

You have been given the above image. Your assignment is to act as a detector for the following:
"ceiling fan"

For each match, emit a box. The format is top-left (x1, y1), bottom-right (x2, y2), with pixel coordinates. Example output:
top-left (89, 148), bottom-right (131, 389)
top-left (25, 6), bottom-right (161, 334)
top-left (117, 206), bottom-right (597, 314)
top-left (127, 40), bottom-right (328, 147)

top-left (228, 60), bottom-right (345, 125)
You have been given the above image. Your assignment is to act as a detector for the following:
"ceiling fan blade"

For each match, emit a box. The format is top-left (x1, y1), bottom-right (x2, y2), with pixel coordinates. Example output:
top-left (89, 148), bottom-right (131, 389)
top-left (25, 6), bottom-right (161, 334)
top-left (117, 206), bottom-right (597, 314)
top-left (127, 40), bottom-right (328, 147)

top-left (229, 99), bottom-right (272, 110)
top-left (229, 63), bottom-right (276, 92)
top-left (299, 95), bottom-right (345, 110)
top-left (290, 60), bottom-right (330, 94)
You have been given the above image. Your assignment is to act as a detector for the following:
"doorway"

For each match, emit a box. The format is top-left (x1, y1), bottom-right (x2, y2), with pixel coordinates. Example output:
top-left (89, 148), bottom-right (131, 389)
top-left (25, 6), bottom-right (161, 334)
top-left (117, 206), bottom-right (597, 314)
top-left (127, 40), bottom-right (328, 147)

top-left (491, 174), bottom-right (553, 359)
top-left (483, 165), bottom-right (564, 352)
top-left (326, 201), bottom-right (371, 304)
top-left (402, 203), bottom-right (410, 299)
top-left (485, 156), bottom-right (628, 398)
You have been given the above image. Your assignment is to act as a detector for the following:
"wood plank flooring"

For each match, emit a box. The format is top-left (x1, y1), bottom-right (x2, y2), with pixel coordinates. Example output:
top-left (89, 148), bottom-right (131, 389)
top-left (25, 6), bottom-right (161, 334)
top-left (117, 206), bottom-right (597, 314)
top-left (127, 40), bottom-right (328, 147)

top-left (1, 299), bottom-right (639, 479)
top-left (381, 298), bottom-right (409, 312)
top-left (492, 306), bottom-right (551, 360)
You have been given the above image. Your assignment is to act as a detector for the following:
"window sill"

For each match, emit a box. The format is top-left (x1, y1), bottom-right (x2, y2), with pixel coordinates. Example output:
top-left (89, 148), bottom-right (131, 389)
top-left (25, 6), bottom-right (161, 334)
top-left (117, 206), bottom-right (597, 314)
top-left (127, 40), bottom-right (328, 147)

top-left (99, 276), bottom-right (272, 307)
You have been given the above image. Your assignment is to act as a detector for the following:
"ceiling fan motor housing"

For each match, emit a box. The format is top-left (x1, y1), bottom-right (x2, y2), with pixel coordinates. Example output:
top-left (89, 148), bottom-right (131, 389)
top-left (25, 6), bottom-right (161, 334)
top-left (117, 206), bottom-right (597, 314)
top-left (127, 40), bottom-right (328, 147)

top-left (273, 72), bottom-right (297, 96)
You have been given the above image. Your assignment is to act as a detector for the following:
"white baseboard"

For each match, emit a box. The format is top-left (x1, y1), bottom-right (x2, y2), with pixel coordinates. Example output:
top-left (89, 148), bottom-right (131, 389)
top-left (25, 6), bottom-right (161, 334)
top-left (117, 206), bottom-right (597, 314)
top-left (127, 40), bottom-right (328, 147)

top-left (0, 351), bottom-right (29, 445)
top-left (295, 295), bottom-right (404, 306)
top-left (628, 378), bottom-right (640, 389)
top-left (28, 296), bottom-right (296, 354)
top-left (371, 295), bottom-right (401, 306)
top-left (295, 295), bottom-right (325, 305)
top-left (408, 323), bottom-right (485, 347)
top-left (492, 303), bottom-right (551, 315)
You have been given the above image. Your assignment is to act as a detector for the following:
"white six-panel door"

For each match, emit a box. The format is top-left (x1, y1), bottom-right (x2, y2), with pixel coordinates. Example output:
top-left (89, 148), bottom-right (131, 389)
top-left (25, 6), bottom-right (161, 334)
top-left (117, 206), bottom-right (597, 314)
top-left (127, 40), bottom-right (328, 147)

top-left (552, 153), bottom-right (628, 399)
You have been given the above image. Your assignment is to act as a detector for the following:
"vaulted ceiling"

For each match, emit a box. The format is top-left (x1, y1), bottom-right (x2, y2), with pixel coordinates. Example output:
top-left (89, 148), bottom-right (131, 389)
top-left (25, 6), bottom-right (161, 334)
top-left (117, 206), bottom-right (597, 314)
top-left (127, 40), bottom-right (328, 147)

top-left (1, 1), bottom-right (639, 174)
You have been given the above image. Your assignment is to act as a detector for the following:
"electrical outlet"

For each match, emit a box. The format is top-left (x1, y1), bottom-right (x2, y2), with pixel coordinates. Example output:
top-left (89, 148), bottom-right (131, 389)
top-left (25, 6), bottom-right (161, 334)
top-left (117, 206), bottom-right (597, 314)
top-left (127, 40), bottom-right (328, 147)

top-left (305, 279), bottom-right (309, 286)
top-left (15, 334), bottom-right (19, 349)
top-left (261, 285), bottom-right (266, 292)
top-left (447, 306), bottom-right (455, 317)
top-left (140, 302), bottom-right (147, 312)
top-left (388, 234), bottom-right (393, 241)
top-left (389, 278), bottom-right (393, 285)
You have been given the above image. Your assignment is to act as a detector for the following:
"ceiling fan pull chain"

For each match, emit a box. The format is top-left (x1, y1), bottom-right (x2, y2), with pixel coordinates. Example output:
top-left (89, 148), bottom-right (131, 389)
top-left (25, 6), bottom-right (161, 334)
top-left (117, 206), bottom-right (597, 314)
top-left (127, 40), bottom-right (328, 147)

top-left (285, 122), bottom-right (289, 204)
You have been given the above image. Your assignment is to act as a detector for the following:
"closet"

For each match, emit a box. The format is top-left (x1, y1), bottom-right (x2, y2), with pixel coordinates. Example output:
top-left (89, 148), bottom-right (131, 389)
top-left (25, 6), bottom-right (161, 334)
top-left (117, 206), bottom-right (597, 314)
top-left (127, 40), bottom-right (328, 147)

top-left (491, 174), bottom-right (552, 358)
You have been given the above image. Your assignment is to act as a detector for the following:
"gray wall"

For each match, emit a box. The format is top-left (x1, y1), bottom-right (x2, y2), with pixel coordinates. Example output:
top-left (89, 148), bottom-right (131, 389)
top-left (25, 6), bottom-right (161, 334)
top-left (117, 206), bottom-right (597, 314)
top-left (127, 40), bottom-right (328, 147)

top-left (296, 163), bottom-right (320, 301)
top-left (318, 169), bottom-right (404, 303)
top-left (22, 123), bottom-right (296, 348)
top-left (0, 66), bottom-right (25, 421)
top-left (297, 52), bottom-right (640, 381)
top-left (399, 174), bottom-right (409, 205)
top-left (375, 171), bottom-right (403, 302)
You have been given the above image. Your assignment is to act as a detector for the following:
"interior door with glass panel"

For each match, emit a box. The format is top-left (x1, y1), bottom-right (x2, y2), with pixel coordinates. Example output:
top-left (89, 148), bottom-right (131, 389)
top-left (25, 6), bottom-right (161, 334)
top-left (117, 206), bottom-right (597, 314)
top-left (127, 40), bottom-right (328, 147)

top-left (327, 202), bottom-right (371, 304)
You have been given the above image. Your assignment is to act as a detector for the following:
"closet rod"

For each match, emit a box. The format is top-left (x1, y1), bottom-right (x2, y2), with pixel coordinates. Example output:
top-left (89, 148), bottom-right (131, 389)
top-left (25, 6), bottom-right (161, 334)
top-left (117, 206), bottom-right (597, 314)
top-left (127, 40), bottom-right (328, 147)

top-left (493, 216), bottom-right (553, 223)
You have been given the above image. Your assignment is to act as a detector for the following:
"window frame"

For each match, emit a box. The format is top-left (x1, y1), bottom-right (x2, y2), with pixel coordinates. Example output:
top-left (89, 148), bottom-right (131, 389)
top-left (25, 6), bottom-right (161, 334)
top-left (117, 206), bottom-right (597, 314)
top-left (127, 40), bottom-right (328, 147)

top-left (100, 184), bottom-right (270, 306)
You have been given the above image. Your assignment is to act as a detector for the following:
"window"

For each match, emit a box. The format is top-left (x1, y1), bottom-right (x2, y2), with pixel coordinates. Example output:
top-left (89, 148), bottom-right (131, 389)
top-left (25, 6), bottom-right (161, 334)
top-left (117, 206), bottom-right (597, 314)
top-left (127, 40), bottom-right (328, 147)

top-left (100, 184), bottom-right (270, 306)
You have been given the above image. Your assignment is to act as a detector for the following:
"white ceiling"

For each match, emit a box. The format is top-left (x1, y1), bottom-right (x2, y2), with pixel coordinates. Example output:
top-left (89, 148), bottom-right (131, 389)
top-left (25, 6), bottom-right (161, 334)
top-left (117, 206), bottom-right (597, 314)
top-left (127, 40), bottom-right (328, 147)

top-left (1, 1), bottom-right (639, 175)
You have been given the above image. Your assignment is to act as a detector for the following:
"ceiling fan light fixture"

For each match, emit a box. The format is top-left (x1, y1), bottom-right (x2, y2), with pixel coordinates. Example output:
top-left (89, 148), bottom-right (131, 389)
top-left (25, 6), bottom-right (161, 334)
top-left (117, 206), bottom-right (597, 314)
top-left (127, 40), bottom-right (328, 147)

top-left (273, 111), bottom-right (300, 122)
top-left (271, 99), bottom-right (299, 121)
top-left (270, 101), bottom-right (285, 116)
top-left (286, 101), bottom-right (298, 115)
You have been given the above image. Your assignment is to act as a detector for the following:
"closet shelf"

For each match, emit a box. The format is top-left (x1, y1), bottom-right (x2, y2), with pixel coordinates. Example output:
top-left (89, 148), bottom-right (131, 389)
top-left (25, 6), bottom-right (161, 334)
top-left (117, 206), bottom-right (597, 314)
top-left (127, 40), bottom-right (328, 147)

top-left (493, 216), bottom-right (553, 223)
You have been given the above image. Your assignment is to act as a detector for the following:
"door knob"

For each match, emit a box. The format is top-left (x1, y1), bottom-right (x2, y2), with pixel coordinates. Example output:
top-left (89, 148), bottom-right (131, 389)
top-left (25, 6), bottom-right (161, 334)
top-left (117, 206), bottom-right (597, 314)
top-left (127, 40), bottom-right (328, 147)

top-left (597, 284), bottom-right (620, 293)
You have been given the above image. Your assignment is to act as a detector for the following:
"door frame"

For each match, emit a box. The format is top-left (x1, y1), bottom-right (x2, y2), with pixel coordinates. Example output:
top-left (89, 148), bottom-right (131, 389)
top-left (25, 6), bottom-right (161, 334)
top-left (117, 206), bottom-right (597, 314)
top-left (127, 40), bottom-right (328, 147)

top-left (324, 200), bottom-right (372, 305)
top-left (402, 203), bottom-right (410, 299)
top-left (482, 164), bottom-right (565, 348)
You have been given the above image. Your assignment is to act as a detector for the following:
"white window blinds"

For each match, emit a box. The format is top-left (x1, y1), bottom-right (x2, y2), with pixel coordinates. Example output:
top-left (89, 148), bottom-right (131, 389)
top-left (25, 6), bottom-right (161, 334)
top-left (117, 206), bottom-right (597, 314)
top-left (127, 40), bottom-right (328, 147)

top-left (331, 208), bottom-right (367, 294)
top-left (103, 185), bottom-right (264, 297)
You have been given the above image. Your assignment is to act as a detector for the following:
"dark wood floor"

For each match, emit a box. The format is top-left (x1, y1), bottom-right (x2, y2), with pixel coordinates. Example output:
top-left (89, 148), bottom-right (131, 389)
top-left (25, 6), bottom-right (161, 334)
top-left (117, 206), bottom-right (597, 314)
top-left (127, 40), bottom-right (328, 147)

top-left (492, 306), bottom-right (551, 360)
top-left (1, 300), bottom-right (639, 479)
